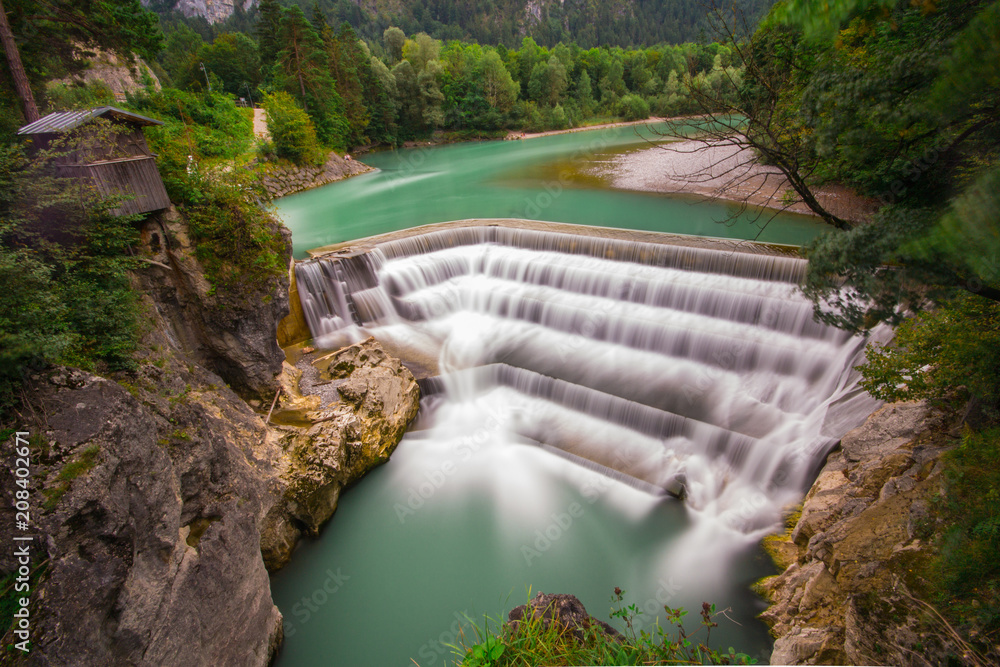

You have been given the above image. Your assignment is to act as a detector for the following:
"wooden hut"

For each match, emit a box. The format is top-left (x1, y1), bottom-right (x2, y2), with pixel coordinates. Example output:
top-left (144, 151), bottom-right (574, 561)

top-left (18, 106), bottom-right (171, 217)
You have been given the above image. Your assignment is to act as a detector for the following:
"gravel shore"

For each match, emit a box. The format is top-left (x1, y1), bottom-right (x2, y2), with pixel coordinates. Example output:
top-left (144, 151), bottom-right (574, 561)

top-left (592, 138), bottom-right (877, 223)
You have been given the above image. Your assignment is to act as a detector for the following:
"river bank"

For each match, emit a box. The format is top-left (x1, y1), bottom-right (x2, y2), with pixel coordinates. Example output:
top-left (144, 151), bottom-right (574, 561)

top-left (588, 138), bottom-right (879, 225)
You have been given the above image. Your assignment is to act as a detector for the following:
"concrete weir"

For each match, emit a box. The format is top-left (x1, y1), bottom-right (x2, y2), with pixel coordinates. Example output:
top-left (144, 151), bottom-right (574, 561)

top-left (288, 219), bottom-right (885, 531)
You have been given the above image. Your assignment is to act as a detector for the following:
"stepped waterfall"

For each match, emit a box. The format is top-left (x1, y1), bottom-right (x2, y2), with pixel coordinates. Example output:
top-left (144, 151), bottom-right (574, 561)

top-left (295, 226), bottom-right (884, 543)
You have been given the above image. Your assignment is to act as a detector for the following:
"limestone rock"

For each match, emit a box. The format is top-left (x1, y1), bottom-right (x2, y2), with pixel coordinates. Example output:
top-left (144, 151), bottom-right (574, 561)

top-left (136, 206), bottom-right (291, 401)
top-left (259, 338), bottom-right (420, 570)
top-left (5, 368), bottom-right (282, 666)
top-left (758, 400), bottom-right (957, 665)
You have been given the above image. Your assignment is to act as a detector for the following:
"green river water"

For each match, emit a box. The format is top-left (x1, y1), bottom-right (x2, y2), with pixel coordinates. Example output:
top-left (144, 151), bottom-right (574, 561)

top-left (276, 122), bottom-right (830, 258)
top-left (270, 124), bottom-right (833, 666)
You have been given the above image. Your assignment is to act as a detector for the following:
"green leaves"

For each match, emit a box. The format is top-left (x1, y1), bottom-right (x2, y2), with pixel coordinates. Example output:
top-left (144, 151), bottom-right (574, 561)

top-left (772, 0), bottom-right (898, 39)
top-left (858, 292), bottom-right (1000, 407)
top-left (262, 91), bottom-right (324, 166)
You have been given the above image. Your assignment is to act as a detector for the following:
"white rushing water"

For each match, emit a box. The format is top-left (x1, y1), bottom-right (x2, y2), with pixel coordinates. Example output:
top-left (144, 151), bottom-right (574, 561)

top-left (295, 225), bottom-right (883, 553)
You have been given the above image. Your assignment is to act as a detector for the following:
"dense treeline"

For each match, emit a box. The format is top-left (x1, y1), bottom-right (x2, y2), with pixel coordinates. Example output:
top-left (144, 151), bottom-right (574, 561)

top-left (155, 1), bottom-right (743, 154)
top-left (152, 0), bottom-right (776, 50)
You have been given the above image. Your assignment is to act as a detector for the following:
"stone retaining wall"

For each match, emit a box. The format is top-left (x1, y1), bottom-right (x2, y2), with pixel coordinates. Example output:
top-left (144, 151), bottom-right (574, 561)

top-left (259, 151), bottom-right (372, 199)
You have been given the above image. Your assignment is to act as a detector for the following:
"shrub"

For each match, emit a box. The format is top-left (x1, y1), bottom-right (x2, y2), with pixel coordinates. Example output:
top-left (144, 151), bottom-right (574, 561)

top-left (455, 590), bottom-right (754, 666)
top-left (127, 88), bottom-right (253, 161)
top-left (0, 138), bottom-right (141, 417)
top-left (858, 292), bottom-right (1000, 411)
top-left (180, 168), bottom-right (287, 298)
top-left (617, 94), bottom-right (651, 122)
top-left (261, 92), bottom-right (325, 166)
top-left (918, 427), bottom-right (1000, 664)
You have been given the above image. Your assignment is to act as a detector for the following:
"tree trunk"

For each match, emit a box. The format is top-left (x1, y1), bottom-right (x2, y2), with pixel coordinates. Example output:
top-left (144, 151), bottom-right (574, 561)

top-left (0, 0), bottom-right (38, 124)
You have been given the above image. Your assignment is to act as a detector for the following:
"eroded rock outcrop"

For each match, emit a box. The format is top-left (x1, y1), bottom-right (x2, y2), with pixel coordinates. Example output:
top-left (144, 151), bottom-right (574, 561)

top-left (0, 203), bottom-right (419, 663)
top-left (4, 358), bottom-right (283, 666)
top-left (137, 206), bottom-right (291, 401)
top-left (259, 338), bottom-right (420, 570)
top-left (758, 401), bottom-right (957, 665)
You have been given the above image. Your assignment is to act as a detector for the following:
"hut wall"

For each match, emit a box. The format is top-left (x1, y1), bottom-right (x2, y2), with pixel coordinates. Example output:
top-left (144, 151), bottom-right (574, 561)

top-left (64, 156), bottom-right (171, 216)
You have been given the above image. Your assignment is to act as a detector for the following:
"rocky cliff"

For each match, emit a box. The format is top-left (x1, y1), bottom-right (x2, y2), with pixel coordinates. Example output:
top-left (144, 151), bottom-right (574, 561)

top-left (144, 0), bottom-right (255, 25)
top-left (0, 210), bottom-right (419, 665)
top-left (758, 401), bottom-right (963, 665)
top-left (137, 206), bottom-right (290, 402)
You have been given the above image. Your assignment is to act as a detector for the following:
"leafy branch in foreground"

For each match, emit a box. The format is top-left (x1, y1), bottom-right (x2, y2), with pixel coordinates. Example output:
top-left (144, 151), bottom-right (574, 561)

top-left (450, 589), bottom-right (754, 666)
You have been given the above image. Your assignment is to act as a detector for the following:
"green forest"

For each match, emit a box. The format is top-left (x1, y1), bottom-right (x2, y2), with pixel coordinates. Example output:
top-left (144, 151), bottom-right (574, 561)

top-left (151, 0), bottom-right (776, 49)
top-left (147, 0), bottom-right (748, 150)
top-left (1, 0), bottom-right (999, 663)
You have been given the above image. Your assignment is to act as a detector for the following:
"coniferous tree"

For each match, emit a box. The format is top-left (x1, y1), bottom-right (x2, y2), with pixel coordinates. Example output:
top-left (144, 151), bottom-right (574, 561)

top-left (255, 0), bottom-right (283, 78)
top-left (329, 22), bottom-right (370, 145)
top-left (275, 5), bottom-right (347, 148)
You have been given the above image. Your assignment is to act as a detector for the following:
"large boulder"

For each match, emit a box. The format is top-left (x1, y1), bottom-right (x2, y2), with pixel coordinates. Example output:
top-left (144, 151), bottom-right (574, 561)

top-left (758, 401), bottom-right (955, 666)
top-left (259, 338), bottom-right (420, 570)
top-left (507, 593), bottom-right (624, 645)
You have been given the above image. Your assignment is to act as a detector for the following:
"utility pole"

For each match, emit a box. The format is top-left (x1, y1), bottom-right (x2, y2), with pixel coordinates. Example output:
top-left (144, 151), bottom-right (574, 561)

top-left (0, 0), bottom-right (39, 123)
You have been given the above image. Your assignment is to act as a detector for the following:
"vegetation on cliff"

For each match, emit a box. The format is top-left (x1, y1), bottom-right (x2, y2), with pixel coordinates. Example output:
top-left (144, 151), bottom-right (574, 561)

top-left (0, 139), bottom-right (143, 414)
top-left (701, 0), bottom-right (1000, 661)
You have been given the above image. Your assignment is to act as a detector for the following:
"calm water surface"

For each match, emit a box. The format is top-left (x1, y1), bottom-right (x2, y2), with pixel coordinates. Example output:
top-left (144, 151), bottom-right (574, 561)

top-left (275, 123), bottom-right (829, 258)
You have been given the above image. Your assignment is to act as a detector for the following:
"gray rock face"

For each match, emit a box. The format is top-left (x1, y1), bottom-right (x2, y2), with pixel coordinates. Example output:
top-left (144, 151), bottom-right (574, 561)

top-left (137, 206), bottom-right (291, 402)
top-left (144, 0), bottom-right (253, 25)
top-left (759, 401), bottom-right (956, 665)
top-left (5, 368), bottom-right (282, 666)
top-left (0, 210), bottom-right (418, 664)
top-left (259, 338), bottom-right (420, 570)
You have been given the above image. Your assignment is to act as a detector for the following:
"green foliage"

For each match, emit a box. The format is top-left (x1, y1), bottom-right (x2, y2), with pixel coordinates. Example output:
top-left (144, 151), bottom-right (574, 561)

top-left (922, 427), bottom-right (1000, 661)
top-left (617, 94), bottom-right (651, 121)
top-left (43, 80), bottom-right (117, 112)
top-left (261, 92), bottom-right (324, 165)
top-left (221, 0), bottom-right (775, 49)
top-left (858, 293), bottom-right (1000, 410)
top-left (452, 591), bottom-right (754, 666)
top-left (273, 5), bottom-right (350, 149)
top-left (126, 88), bottom-right (284, 299)
top-left (758, 0), bottom-right (1000, 331)
top-left (0, 134), bottom-right (142, 417)
top-left (905, 167), bottom-right (1000, 291)
top-left (128, 88), bottom-right (253, 162)
top-left (42, 443), bottom-right (102, 510)
top-left (175, 168), bottom-right (287, 297)
top-left (194, 32), bottom-right (262, 97)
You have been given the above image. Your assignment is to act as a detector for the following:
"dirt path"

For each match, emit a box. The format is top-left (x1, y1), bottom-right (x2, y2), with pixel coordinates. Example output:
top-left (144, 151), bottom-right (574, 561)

top-left (253, 108), bottom-right (269, 140)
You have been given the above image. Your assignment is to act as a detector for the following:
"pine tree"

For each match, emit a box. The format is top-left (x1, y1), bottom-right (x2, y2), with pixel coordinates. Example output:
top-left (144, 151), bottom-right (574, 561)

top-left (274, 6), bottom-right (347, 148)
top-left (329, 22), bottom-right (370, 145)
top-left (255, 0), bottom-right (283, 79)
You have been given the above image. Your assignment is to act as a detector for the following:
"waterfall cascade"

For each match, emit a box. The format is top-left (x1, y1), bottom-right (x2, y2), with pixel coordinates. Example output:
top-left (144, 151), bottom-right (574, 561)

top-left (294, 225), bottom-right (884, 539)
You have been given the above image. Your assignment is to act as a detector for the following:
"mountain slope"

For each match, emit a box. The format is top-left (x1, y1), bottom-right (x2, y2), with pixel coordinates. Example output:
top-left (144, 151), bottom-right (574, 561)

top-left (154, 0), bottom-right (776, 47)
